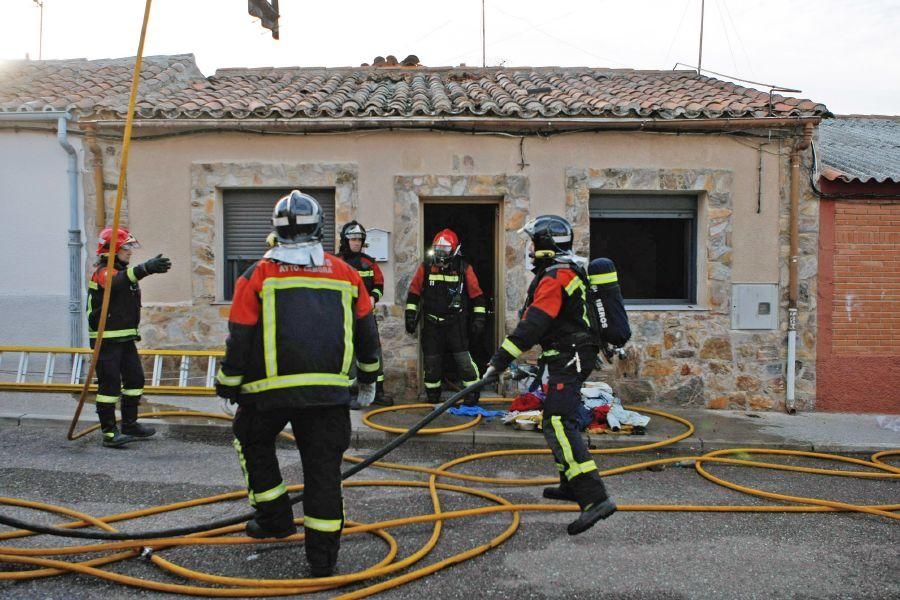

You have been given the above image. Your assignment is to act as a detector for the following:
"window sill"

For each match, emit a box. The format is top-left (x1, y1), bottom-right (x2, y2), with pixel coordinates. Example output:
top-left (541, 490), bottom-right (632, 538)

top-left (625, 304), bottom-right (709, 312)
top-left (211, 300), bottom-right (233, 306)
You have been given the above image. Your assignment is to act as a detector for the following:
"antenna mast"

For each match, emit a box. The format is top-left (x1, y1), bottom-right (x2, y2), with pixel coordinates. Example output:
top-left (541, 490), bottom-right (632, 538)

top-left (697, 0), bottom-right (705, 74)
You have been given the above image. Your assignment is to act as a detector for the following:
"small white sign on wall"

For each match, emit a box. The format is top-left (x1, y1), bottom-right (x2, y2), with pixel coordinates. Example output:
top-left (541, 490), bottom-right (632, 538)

top-left (365, 228), bottom-right (390, 262)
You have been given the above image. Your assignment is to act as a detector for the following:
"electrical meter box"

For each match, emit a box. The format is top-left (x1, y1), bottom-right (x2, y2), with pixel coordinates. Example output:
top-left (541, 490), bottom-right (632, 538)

top-left (731, 284), bottom-right (779, 330)
top-left (365, 228), bottom-right (390, 262)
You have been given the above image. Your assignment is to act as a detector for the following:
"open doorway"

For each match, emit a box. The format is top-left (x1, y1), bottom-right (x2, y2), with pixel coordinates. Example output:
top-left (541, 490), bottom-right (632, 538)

top-left (422, 200), bottom-right (499, 390)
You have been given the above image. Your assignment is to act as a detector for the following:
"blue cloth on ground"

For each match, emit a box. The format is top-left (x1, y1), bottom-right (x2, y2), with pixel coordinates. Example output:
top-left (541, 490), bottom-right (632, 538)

top-left (448, 406), bottom-right (506, 420)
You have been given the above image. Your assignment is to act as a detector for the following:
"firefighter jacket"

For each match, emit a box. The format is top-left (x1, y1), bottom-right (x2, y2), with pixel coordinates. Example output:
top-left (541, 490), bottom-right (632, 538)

top-left (339, 250), bottom-right (384, 303)
top-left (217, 254), bottom-right (381, 410)
top-left (490, 262), bottom-right (595, 371)
top-left (87, 258), bottom-right (152, 343)
top-left (405, 257), bottom-right (486, 324)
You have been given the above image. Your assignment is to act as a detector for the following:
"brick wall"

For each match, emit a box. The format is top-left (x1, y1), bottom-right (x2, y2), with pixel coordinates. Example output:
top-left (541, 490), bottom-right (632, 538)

top-left (831, 202), bottom-right (900, 355)
top-left (817, 198), bottom-right (900, 413)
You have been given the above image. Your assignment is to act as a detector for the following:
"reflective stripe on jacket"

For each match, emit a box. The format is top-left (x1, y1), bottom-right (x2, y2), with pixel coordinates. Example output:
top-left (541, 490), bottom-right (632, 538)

top-left (86, 259), bottom-right (149, 344)
top-left (219, 254), bottom-right (381, 409)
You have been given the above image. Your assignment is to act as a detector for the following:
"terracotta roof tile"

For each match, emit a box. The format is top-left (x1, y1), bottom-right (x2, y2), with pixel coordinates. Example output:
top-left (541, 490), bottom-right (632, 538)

top-left (0, 55), bottom-right (830, 121)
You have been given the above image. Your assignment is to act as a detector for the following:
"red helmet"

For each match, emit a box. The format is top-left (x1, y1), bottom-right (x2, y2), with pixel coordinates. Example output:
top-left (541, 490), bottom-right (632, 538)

top-left (431, 228), bottom-right (460, 265)
top-left (97, 227), bottom-right (140, 255)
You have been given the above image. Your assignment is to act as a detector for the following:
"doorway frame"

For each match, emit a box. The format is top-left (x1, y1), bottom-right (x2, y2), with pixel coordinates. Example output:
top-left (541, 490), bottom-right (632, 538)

top-left (420, 196), bottom-right (504, 350)
top-left (392, 175), bottom-right (531, 397)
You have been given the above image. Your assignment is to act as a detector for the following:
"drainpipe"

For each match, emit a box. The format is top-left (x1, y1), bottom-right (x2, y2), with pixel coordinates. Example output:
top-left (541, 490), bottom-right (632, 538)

top-left (0, 111), bottom-right (84, 347)
top-left (83, 124), bottom-right (106, 234)
top-left (56, 116), bottom-right (86, 348)
top-left (786, 123), bottom-right (814, 414)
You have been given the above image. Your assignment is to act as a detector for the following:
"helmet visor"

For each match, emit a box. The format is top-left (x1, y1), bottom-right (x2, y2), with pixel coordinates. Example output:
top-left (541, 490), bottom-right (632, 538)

top-left (433, 243), bottom-right (452, 260)
top-left (345, 233), bottom-right (365, 241)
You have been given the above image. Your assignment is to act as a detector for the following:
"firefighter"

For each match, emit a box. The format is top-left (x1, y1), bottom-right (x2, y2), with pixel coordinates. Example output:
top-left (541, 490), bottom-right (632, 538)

top-left (338, 220), bottom-right (392, 408)
top-left (87, 227), bottom-right (171, 448)
top-left (483, 215), bottom-right (616, 535)
top-left (405, 228), bottom-right (486, 405)
top-left (215, 190), bottom-right (381, 578)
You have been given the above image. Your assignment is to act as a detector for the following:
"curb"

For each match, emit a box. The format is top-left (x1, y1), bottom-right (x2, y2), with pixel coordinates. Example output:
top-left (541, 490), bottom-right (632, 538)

top-left (1, 411), bottom-right (892, 456)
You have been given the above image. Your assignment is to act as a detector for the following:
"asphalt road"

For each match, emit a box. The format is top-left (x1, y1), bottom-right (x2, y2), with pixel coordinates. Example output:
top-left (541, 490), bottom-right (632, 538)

top-left (0, 421), bottom-right (898, 599)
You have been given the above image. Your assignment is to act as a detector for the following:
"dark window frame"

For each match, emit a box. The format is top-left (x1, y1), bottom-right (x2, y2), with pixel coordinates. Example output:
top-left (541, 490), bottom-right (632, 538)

top-left (589, 194), bottom-right (698, 305)
top-left (221, 187), bottom-right (336, 301)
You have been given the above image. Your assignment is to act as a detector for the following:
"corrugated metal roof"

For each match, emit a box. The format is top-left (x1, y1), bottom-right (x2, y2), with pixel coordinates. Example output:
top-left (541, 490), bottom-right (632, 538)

top-left (818, 117), bottom-right (900, 184)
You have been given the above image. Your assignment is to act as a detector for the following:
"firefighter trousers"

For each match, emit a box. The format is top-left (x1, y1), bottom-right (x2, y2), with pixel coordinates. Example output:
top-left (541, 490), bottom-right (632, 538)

top-left (232, 404), bottom-right (351, 570)
top-left (93, 340), bottom-right (145, 426)
top-left (541, 349), bottom-right (609, 509)
top-left (421, 315), bottom-right (480, 402)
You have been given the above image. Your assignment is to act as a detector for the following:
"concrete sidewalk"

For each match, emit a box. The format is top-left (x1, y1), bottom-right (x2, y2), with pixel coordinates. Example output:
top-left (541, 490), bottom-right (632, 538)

top-left (0, 390), bottom-right (897, 454)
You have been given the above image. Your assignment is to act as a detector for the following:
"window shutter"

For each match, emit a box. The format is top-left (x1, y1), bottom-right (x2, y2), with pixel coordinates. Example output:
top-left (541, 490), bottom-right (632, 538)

top-left (222, 188), bottom-right (335, 299)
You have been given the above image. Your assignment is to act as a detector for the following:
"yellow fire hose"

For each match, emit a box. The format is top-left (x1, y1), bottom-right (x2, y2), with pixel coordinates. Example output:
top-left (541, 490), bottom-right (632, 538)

top-left (17, 1), bottom-right (889, 596)
top-left (2, 404), bottom-right (898, 598)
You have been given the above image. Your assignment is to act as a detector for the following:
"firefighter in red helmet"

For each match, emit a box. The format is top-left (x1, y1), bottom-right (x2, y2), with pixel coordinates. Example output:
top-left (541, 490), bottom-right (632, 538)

top-left (88, 227), bottom-right (171, 447)
top-left (405, 228), bottom-right (486, 405)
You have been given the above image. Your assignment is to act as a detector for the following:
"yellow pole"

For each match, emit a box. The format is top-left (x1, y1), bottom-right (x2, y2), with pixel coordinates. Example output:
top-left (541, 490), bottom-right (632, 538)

top-left (68, 0), bottom-right (153, 440)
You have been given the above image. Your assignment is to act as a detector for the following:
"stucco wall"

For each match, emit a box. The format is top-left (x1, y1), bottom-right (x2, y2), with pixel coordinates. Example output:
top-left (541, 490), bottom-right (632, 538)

top-left (95, 129), bottom-right (814, 408)
top-left (0, 130), bottom-right (85, 346)
top-left (123, 131), bottom-right (783, 305)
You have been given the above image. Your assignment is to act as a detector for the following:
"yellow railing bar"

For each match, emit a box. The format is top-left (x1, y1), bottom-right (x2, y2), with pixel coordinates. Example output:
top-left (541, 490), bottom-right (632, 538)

top-left (0, 346), bottom-right (224, 357)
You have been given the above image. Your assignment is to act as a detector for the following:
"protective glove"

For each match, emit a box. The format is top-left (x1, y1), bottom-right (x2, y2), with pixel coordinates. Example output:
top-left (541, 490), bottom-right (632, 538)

top-left (482, 364), bottom-right (499, 381)
top-left (404, 311), bottom-right (418, 334)
top-left (215, 382), bottom-right (240, 402)
top-left (143, 254), bottom-right (172, 274)
top-left (356, 382), bottom-right (376, 407)
top-left (471, 317), bottom-right (485, 339)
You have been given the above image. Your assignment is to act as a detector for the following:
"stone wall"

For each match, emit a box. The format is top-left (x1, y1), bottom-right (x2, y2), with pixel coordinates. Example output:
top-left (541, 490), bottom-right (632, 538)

top-left (564, 155), bottom-right (818, 411)
top-left (139, 161), bottom-right (359, 349)
top-left (386, 174), bottom-right (530, 400)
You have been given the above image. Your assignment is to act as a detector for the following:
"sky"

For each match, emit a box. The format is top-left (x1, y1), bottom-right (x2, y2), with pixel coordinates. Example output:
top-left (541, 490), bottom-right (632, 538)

top-left (1, 0), bottom-right (898, 115)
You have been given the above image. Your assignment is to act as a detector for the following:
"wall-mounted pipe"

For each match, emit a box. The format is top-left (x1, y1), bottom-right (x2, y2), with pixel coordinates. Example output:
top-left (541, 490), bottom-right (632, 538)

top-left (83, 124), bottom-right (106, 235)
top-left (56, 116), bottom-right (85, 348)
top-left (786, 123), bottom-right (814, 414)
top-left (82, 115), bottom-right (823, 134)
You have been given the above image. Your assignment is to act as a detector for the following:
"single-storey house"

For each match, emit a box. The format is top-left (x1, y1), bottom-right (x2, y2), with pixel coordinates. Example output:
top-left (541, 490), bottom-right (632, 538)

top-left (0, 54), bottom-right (837, 410)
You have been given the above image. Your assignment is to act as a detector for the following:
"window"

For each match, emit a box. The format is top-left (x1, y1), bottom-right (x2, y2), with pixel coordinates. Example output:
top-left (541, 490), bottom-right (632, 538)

top-left (222, 188), bottom-right (335, 300)
top-left (589, 194), bottom-right (697, 305)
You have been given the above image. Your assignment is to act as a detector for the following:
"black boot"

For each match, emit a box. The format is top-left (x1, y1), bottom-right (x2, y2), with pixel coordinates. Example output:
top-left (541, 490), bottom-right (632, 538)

top-left (246, 518), bottom-right (297, 539)
top-left (462, 390), bottom-right (480, 407)
top-left (246, 501), bottom-right (297, 539)
top-left (372, 380), bottom-right (393, 406)
top-left (121, 397), bottom-right (156, 438)
top-left (426, 391), bottom-right (442, 404)
top-left (97, 404), bottom-right (135, 448)
top-left (543, 473), bottom-right (577, 501)
top-left (567, 498), bottom-right (617, 535)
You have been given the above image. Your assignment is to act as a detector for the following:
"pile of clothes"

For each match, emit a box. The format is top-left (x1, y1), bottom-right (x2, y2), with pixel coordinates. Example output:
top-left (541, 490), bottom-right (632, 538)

top-left (502, 382), bottom-right (650, 435)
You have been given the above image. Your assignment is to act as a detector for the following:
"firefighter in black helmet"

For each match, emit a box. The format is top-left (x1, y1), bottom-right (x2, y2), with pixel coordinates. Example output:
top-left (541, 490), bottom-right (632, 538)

top-left (216, 190), bottom-right (381, 577)
top-left (338, 221), bottom-right (392, 407)
top-left (484, 215), bottom-right (616, 535)
top-left (88, 227), bottom-right (171, 448)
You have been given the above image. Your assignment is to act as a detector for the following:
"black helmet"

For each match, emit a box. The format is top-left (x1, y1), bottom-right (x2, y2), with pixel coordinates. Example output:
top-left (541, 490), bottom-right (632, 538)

top-left (339, 220), bottom-right (367, 253)
top-left (272, 190), bottom-right (323, 244)
top-left (521, 215), bottom-right (573, 259)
